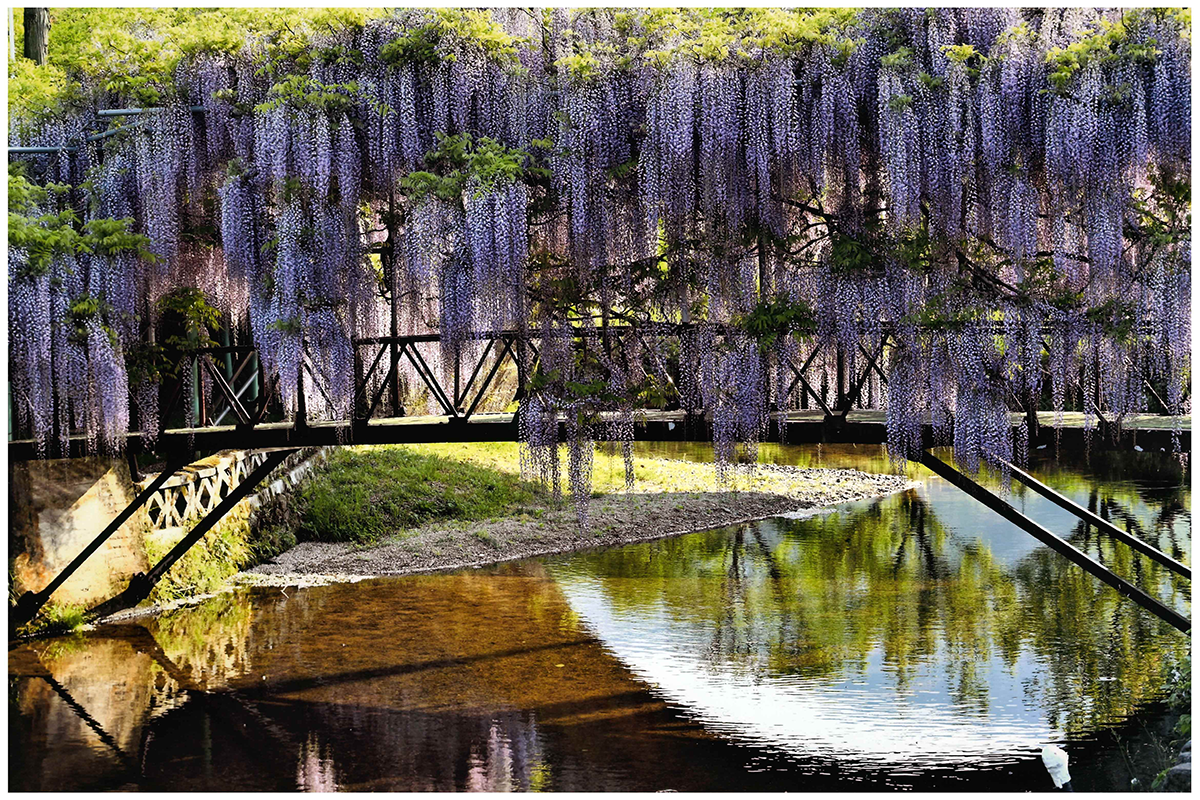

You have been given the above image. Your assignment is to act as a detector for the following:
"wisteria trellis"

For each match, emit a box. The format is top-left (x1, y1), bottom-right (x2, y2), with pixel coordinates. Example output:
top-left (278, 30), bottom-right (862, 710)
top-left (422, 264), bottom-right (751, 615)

top-left (8, 7), bottom-right (1192, 521)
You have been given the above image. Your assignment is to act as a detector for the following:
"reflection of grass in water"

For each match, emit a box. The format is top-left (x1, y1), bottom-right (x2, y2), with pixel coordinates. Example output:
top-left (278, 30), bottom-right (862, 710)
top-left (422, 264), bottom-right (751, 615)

top-left (1013, 541), bottom-right (1188, 736)
top-left (35, 630), bottom-right (94, 661)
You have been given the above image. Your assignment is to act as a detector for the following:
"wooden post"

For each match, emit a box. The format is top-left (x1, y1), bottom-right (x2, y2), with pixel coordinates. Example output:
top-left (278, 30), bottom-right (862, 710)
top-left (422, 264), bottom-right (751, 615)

top-left (1024, 386), bottom-right (1039, 453)
top-left (387, 193), bottom-right (401, 415)
top-left (198, 358), bottom-right (208, 426)
top-left (192, 356), bottom-right (202, 426)
top-left (513, 335), bottom-right (529, 417)
top-left (353, 342), bottom-right (366, 423)
top-left (454, 348), bottom-right (461, 410)
top-left (296, 361), bottom-right (307, 429)
top-left (836, 344), bottom-right (845, 412)
top-left (220, 325), bottom-right (234, 379)
top-left (247, 346), bottom-right (259, 403)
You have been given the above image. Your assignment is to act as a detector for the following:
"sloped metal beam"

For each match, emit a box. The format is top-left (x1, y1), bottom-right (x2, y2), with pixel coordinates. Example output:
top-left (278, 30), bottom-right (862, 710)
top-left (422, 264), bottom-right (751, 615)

top-left (85, 449), bottom-right (296, 621)
top-left (919, 451), bottom-right (1189, 634)
top-left (999, 458), bottom-right (1190, 580)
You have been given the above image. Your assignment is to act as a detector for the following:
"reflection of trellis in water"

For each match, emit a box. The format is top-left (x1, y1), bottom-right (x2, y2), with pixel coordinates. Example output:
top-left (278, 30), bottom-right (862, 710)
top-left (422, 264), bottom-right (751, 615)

top-left (141, 450), bottom-right (273, 529)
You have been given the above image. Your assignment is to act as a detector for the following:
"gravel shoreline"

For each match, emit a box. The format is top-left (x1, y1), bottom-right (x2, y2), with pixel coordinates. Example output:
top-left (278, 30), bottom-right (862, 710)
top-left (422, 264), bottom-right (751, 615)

top-left (248, 465), bottom-right (916, 581)
top-left (91, 465), bottom-right (915, 625)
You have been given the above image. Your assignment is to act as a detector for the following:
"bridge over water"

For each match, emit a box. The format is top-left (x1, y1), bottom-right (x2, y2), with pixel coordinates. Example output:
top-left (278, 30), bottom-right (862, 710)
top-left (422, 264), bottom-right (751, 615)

top-left (9, 328), bottom-right (1187, 461)
top-left (9, 327), bottom-right (1190, 631)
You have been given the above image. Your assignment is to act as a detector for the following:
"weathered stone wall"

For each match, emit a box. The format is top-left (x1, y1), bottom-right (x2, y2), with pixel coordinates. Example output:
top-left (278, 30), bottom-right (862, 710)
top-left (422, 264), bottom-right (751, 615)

top-left (9, 458), bottom-right (151, 607)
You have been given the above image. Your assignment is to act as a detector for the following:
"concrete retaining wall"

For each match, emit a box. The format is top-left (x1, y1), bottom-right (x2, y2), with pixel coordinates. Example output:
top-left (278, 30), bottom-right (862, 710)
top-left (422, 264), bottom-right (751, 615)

top-left (9, 448), bottom-right (330, 608)
top-left (9, 458), bottom-right (151, 607)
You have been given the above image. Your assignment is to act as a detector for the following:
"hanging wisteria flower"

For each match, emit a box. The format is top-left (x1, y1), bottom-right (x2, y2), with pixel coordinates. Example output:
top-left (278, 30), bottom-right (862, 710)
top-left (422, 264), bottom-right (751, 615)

top-left (3, 8), bottom-right (1189, 527)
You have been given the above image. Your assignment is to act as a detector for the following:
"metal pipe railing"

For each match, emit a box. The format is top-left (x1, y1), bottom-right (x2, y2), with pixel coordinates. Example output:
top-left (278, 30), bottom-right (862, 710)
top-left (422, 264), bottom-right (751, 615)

top-left (9, 105), bottom-right (204, 154)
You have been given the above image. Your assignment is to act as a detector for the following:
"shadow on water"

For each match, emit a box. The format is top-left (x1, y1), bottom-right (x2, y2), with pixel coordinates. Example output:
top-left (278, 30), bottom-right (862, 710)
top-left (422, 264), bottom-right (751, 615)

top-left (9, 446), bottom-right (1190, 792)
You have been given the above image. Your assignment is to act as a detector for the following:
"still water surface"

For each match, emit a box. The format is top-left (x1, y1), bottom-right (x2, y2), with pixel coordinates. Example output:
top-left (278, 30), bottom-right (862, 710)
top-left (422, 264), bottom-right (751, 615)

top-left (9, 445), bottom-right (1190, 791)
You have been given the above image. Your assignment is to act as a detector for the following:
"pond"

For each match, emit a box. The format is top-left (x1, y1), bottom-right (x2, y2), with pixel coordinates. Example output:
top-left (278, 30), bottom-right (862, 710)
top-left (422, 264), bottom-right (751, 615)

top-left (9, 445), bottom-right (1190, 791)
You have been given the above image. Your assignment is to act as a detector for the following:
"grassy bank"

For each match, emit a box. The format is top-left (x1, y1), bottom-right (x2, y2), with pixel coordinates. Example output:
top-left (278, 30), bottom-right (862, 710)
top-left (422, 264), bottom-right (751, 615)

top-left (404, 441), bottom-right (851, 495)
top-left (143, 503), bottom-right (264, 604)
top-left (71, 443), bottom-right (910, 624)
top-left (279, 441), bottom-right (758, 546)
top-left (12, 601), bottom-right (89, 638)
top-left (294, 445), bottom-right (541, 545)
top-left (283, 442), bottom-right (905, 548)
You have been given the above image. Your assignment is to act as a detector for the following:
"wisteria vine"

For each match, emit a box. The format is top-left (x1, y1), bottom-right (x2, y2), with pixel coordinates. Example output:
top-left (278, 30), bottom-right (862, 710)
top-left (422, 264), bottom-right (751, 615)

top-left (8, 7), bottom-right (1191, 527)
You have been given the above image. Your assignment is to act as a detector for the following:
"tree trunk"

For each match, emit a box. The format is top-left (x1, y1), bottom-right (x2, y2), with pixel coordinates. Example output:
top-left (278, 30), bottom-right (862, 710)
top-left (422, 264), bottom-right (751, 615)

top-left (23, 8), bottom-right (49, 65)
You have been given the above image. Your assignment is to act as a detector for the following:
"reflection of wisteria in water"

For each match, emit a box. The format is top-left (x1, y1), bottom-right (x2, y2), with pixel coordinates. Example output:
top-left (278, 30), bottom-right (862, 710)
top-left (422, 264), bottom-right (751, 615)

top-left (282, 704), bottom-right (548, 791)
top-left (545, 449), bottom-right (1189, 764)
top-left (296, 732), bottom-right (338, 792)
top-left (465, 717), bottom-right (544, 792)
top-left (8, 448), bottom-right (1189, 793)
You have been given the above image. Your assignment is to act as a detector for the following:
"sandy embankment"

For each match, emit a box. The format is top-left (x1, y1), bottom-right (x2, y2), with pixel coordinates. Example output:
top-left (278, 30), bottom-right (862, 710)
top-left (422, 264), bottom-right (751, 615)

top-left (247, 464), bottom-right (916, 582)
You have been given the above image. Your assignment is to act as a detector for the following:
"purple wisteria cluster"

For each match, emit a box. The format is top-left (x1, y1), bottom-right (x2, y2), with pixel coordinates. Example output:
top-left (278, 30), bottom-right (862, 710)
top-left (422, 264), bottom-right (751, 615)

top-left (7, 8), bottom-right (1191, 520)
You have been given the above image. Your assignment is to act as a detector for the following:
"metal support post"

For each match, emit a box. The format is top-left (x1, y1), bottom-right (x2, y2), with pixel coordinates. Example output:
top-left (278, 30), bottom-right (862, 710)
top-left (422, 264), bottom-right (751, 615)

top-left (85, 449), bottom-right (296, 621)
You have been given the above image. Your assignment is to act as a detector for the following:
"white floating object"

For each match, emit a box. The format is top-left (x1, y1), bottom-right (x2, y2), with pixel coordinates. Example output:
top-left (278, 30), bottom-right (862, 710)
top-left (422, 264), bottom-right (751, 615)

top-left (668, 421), bottom-right (675, 430)
top-left (1036, 444), bottom-right (1047, 450)
top-left (1134, 445), bottom-right (1144, 452)
top-left (1041, 744), bottom-right (1071, 789)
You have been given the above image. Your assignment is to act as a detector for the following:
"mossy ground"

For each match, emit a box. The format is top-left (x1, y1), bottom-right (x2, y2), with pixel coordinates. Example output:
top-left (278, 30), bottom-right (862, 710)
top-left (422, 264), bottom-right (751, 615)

top-left (142, 516), bottom-right (234, 603)
top-left (142, 497), bottom-right (300, 604)
top-left (13, 601), bottom-right (89, 638)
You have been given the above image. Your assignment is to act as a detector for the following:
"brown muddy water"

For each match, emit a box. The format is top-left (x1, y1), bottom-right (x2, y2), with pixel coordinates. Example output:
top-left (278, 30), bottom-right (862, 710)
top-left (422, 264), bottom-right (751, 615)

top-left (9, 444), bottom-right (1191, 792)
